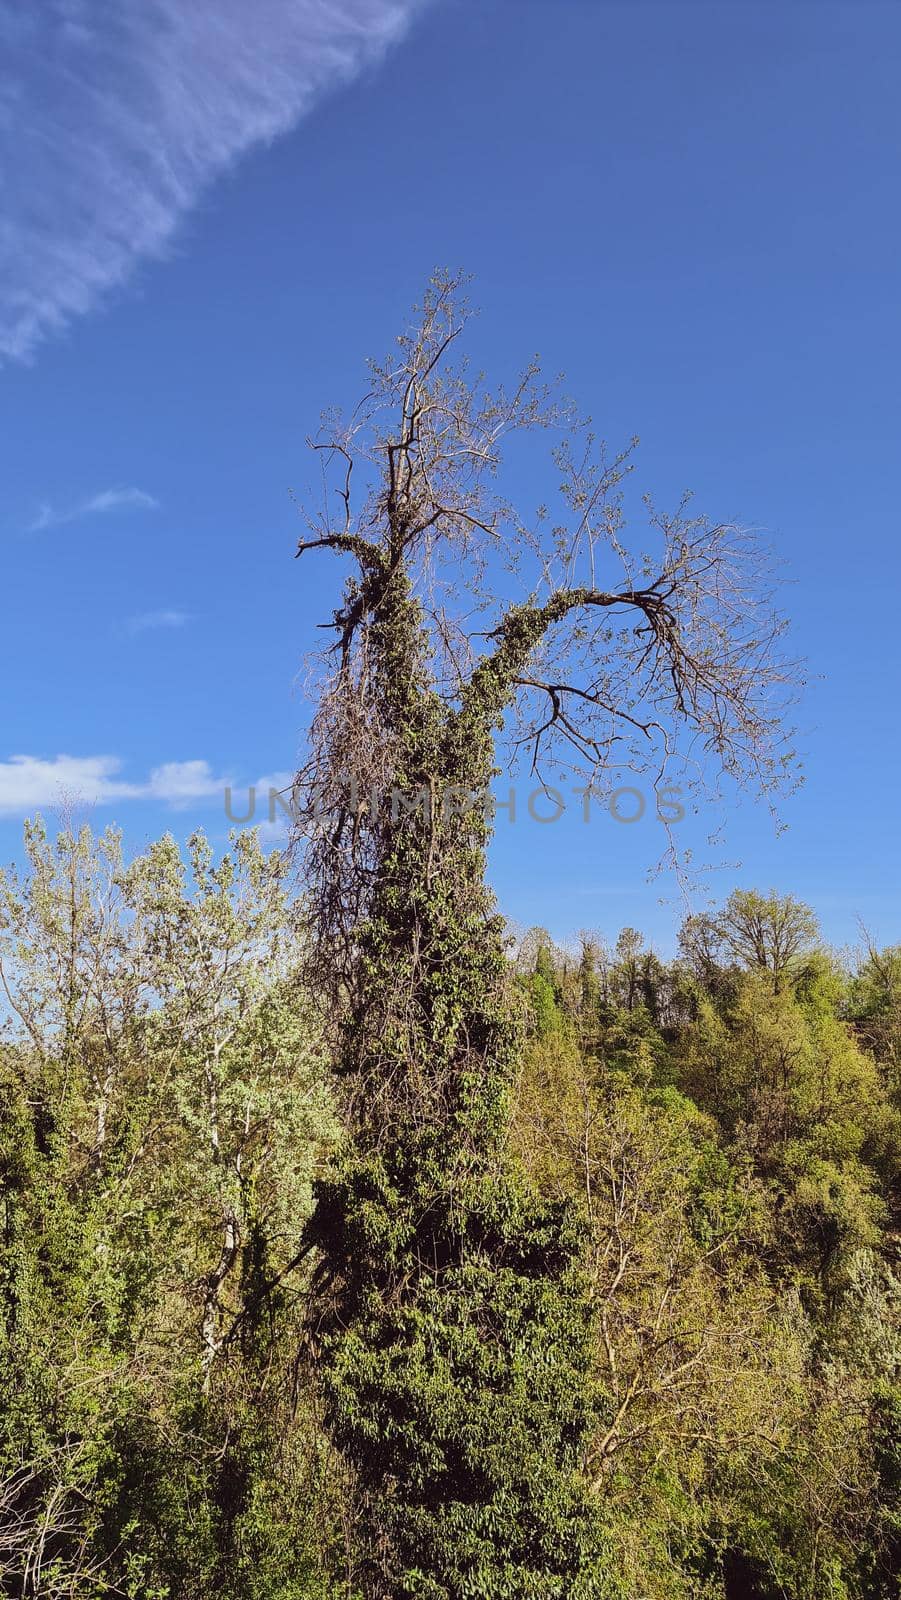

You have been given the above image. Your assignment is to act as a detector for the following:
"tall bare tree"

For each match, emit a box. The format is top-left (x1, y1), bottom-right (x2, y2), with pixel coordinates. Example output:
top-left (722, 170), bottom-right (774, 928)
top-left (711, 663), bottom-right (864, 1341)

top-left (294, 272), bottom-right (801, 1597)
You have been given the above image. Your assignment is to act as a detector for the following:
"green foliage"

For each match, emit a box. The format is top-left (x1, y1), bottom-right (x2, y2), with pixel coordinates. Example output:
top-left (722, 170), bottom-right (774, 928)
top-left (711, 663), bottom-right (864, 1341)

top-left (311, 1169), bottom-right (609, 1598)
top-left (2, 824), bottom-right (899, 1600)
top-left (527, 971), bottom-right (562, 1040)
top-left (302, 657), bottom-right (606, 1591)
top-left (0, 822), bottom-right (341, 1598)
top-left (512, 898), bottom-right (901, 1600)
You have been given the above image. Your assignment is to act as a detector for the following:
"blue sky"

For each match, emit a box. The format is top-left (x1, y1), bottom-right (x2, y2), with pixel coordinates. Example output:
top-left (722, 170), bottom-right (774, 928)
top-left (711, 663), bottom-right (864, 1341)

top-left (1, 0), bottom-right (899, 954)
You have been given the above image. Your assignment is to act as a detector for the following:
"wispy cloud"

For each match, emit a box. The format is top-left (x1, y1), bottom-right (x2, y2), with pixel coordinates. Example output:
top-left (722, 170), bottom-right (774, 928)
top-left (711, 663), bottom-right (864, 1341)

top-left (0, 0), bottom-right (431, 362)
top-left (0, 754), bottom-right (232, 816)
top-left (28, 486), bottom-right (159, 532)
top-left (126, 607), bottom-right (191, 634)
top-left (81, 487), bottom-right (159, 517)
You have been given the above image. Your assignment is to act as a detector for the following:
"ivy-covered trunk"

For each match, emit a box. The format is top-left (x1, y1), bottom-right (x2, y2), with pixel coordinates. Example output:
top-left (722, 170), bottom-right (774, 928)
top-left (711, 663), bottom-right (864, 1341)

top-left (305, 577), bottom-right (605, 1598)
top-left (295, 273), bottom-right (796, 1596)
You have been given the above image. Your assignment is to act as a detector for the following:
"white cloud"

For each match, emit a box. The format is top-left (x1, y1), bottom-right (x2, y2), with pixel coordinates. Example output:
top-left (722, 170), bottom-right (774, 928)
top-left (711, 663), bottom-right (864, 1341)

top-left (81, 487), bottom-right (159, 517)
top-left (126, 608), bottom-right (191, 634)
top-left (0, 755), bottom-right (141, 814)
top-left (148, 760), bottom-right (227, 807)
top-left (0, 0), bottom-right (431, 362)
top-left (28, 486), bottom-right (159, 532)
top-left (0, 754), bottom-right (232, 816)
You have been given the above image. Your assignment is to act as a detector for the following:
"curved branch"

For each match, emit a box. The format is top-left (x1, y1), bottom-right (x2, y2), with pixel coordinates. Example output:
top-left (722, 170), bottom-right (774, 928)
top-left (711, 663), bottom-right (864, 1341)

top-left (295, 529), bottom-right (380, 564)
top-left (459, 585), bottom-right (674, 727)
